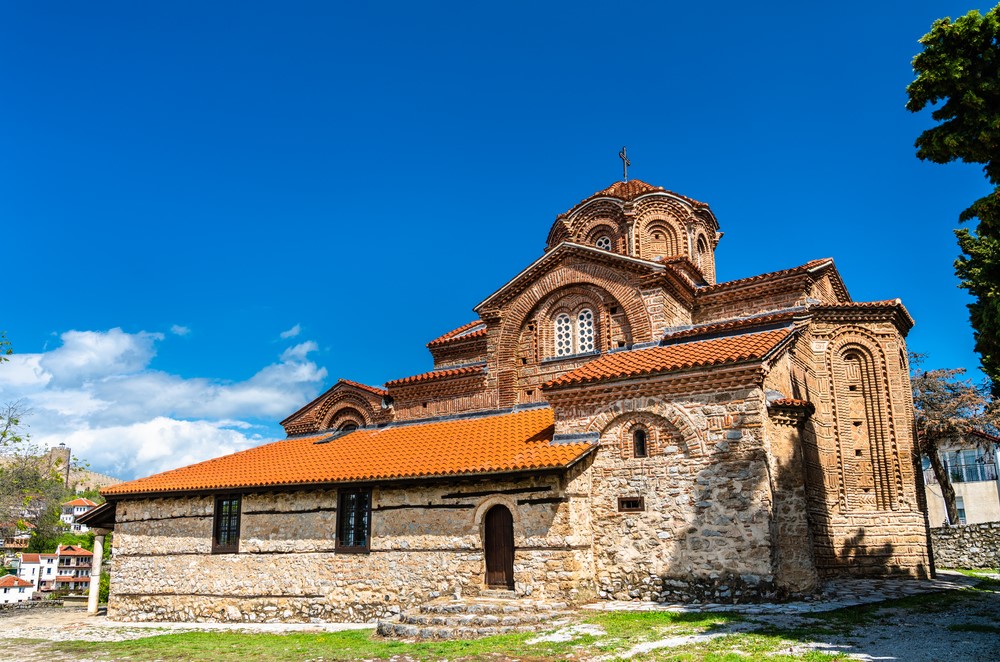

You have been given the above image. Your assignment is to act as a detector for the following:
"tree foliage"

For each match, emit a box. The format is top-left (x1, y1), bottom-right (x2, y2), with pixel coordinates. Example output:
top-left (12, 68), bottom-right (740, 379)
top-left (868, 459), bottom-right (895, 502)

top-left (907, 5), bottom-right (1000, 394)
top-left (910, 354), bottom-right (1000, 524)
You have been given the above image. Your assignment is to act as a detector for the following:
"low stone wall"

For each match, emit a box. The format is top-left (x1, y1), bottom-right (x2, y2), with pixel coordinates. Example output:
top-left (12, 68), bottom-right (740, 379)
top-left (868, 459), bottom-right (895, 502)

top-left (930, 521), bottom-right (1000, 569)
top-left (0, 600), bottom-right (64, 617)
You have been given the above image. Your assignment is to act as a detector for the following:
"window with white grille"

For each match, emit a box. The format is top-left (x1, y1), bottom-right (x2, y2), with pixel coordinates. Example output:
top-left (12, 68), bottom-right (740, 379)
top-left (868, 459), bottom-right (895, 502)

top-left (577, 309), bottom-right (595, 353)
top-left (596, 236), bottom-right (612, 251)
top-left (555, 314), bottom-right (573, 357)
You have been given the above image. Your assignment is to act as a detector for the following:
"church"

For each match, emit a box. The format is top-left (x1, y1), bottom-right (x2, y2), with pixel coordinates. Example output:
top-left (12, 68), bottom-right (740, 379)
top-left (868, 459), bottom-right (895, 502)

top-left (85, 176), bottom-right (932, 623)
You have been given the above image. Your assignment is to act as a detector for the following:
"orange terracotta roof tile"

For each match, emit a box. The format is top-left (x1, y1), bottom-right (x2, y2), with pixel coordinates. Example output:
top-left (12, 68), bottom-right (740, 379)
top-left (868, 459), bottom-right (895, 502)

top-left (57, 545), bottom-right (92, 556)
top-left (0, 575), bottom-right (34, 588)
top-left (700, 259), bottom-right (834, 294)
top-left (62, 498), bottom-right (98, 507)
top-left (102, 408), bottom-right (592, 498)
top-left (769, 398), bottom-right (814, 408)
top-left (19, 553), bottom-right (40, 564)
top-left (336, 379), bottom-right (388, 397)
top-left (385, 365), bottom-right (485, 388)
top-left (545, 328), bottom-right (792, 389)
top-left (662, 311), bottom-right (800, 342)
top-left (811, 299), bottom-right (914, 329)
top-left (427, 321), bottom-right (487, 347)
top-left (560, 179), bottom-right (710, 217)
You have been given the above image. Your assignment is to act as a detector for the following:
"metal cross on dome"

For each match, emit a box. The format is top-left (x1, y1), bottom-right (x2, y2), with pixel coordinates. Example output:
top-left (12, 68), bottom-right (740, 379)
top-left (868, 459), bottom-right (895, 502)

top-left (619, 146), bottom-right (630, 182)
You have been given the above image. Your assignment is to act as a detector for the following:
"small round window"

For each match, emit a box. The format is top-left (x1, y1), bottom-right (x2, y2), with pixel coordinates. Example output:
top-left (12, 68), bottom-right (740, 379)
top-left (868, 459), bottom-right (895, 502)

top-left (595, 236), bottom-right (612, 251)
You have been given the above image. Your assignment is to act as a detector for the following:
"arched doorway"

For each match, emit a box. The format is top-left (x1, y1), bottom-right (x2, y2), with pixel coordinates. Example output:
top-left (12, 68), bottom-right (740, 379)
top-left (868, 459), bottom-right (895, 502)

top-left (484, 505), bottom-right (514, 589)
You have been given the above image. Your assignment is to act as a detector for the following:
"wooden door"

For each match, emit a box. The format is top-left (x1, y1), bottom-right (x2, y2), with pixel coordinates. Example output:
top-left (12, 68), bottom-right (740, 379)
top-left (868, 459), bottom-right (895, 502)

top-left (484, 505), bottom-right (514, 589)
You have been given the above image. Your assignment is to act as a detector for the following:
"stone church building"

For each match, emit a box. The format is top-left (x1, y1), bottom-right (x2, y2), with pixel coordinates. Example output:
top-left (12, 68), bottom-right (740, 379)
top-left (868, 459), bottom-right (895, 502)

top-left (88, 178), bottom-right (932, 622)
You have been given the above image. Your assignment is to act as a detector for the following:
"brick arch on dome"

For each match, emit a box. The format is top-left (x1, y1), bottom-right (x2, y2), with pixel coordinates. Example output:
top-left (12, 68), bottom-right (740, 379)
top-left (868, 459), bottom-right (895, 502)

top-left (580, 220), bottom-right (625, 252)
top-left (824, 326), bottom-right (903, 512)
top-left (551, 201), bottom-right (627, 249)
top-left (317, 392), bottom-right (379, 431)
top-left (586, 399), bottom-right (705, 456)
top-left (633, 198), bottom-right (697, 260)
top-left (546, 220), bottom-right (571, 248)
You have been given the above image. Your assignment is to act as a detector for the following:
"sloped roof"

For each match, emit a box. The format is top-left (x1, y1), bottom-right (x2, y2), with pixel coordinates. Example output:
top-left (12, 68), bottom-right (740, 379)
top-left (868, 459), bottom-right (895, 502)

top-left (62, 498), bottom-right (98, 508)
top-left (57, 545), bottom-right (92, 557)
top-left (385, 365), bottom-right (485, 388)
top-left (700, 258), bottom-right (849, 299)
top-left (545, 328), bottom-right (792, 389)
top-left (279, 378), bottom-right (386, 427)
top-left (0, 575), bottom-right (33, 588)
top-left (103, 407), bottom-right (593, 498)
top-left (427, 321), bottom-right (487, 347)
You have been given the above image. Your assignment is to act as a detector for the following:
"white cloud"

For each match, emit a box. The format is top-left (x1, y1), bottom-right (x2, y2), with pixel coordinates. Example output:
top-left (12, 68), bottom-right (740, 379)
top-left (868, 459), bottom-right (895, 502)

top-left (170, 325), bottom-right (191, 336)
top-left (0, 328), bottom-right (328, 480)
top-left (279, 323), bottom-right (301, 339)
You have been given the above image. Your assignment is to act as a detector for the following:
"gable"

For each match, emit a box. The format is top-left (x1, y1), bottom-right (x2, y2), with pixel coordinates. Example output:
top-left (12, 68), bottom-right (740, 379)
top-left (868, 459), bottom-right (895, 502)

top-left (280, 379), bottom-right (389, 436)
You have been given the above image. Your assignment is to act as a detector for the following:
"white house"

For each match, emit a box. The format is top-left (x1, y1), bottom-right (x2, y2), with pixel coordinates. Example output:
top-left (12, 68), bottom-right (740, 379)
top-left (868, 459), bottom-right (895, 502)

top-left (60, 498), bottom-right (99, 533)
top-left (17, 553), bottom-right (58, 592)
top-left (0, 574), bottom-right (35, 603)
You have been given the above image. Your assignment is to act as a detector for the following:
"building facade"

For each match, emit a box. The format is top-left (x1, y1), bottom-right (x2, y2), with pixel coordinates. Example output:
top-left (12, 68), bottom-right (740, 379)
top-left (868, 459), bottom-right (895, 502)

top-left (61, 497), bottom-right (99, 533)
top-left (923, 431), bottom-right (1000, 526)
top-left (91, 179), bottom-right (932, 623)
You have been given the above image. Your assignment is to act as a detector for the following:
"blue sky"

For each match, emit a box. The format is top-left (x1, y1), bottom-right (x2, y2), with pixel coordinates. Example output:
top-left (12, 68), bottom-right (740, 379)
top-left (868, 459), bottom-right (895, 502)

top-left (1, 1), bottom-right (993, 480)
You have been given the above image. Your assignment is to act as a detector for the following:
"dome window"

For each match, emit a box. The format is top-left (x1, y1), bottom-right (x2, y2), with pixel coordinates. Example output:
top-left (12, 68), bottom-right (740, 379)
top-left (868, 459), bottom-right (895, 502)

top-left (595, 235), bottom-right (612, 251)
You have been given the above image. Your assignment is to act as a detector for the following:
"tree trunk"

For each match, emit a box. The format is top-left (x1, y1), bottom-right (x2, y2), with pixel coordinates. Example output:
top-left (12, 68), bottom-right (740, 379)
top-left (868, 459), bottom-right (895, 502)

top-left (927, 449), bottom-right (960, 525)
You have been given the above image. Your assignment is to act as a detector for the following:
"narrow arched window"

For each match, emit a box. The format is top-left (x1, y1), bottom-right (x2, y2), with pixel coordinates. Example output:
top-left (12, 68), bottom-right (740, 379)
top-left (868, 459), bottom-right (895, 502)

top-left (577, 309), bottom-right (595, 353)
top-left (596, 235), bottom-right (612, 251)
top-left (633, 429), bottom-right (648, 458)
top-left (555, 313), bottom-right (573, 357)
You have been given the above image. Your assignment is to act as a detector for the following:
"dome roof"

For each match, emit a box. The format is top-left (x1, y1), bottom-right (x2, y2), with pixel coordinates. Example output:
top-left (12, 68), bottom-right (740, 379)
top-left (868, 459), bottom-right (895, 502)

top-left (558, 179), bottom-right (710, 218)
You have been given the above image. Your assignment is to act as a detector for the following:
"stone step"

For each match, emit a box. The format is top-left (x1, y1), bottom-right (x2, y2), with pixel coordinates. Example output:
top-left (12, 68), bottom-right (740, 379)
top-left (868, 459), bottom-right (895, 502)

top-left (376, 621), bottom-right (552, 640)
top-left (417, 599), bottom-right (570, 615)
top-left (400, 610), bottom-right (574, 628)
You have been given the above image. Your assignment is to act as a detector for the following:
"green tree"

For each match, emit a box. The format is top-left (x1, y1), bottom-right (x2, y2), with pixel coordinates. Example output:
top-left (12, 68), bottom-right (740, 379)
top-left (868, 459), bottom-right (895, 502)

top-left (907, 5), bottom-right (1000, 394)
top-left (911, 354), bottom-right (1000, 524)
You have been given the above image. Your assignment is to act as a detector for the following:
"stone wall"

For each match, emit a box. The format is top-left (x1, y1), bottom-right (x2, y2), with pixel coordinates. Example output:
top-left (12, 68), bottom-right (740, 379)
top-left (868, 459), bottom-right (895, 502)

top-left (930, 521), bottom-right (1000, 569)
top-left (551, 382), bottom-right (791, 603)
top-left (108, 471), bottom-right (593, 623)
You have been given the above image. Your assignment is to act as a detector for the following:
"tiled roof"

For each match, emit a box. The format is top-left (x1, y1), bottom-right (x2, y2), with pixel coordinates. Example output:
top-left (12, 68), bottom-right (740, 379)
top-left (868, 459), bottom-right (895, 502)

top-left (427, 321), bottom-right (487, 347)
top-left (0, 575), bottom-right (33, 588)
top-left (57, 545), bottom-right (92, 557)
top-left (19, 553), bottom-right (40, 564)
top-left (662, 311), bottom-right (800, 343)
top-left (102, 408), bottom-right (592, 498)
top-left (769, 398), bottom-right (813, 408)
top-left (811, 299), bottom-right (915, 329)
top-left (385, 365), bottom-right (485, 388)
top-left (336, 379), bottom-right (388, 397)
top-left (545, 328), bottom-right (792, 389)
top-left (561, 179), bottom-right (710, 217)
top-left (699, 259), bottom-right (834, 294)
top-left (62, 498), bottom-right (98, 508)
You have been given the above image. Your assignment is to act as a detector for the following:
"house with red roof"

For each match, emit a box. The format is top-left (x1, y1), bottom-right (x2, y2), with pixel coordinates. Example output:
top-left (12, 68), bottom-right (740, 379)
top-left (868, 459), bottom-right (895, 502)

top-left (0, 574), bottom-right (35, 604)
top-left (60, 497), bottom-right (99, 533)
top-left (85, 177), bottom-right (931, 624)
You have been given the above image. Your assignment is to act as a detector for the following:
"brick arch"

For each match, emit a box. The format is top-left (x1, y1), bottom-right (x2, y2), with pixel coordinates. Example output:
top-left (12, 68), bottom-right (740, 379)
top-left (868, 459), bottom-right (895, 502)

top-left (825, 327), bottom-right (902, 512)
top-left (564, 201), bottom-right (626, 237)
top-left (581, 221), bottom-right (624, 252)
top-left (586, 398), bottom-right (705, 456)
top-left (694, 230), bottom-right (715, 283)
top-left (496, 262), bottom-right (652, 357)
top-left (530, 283), bottom-right (632, 358)
top-left (546, 220), bottom-right (571, 248)
top-left (318, 392), bottom-right (379, 430)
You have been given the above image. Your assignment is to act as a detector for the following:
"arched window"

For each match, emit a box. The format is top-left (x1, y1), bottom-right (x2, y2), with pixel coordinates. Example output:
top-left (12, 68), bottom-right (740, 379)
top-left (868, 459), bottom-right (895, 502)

top-left (338, 422), bottom-right (359, 432)
top-left (577, 309), bottom-right (595, 353)
top-left (696, 235), bottom-right (709, 267)
top-left (595, 235), bottom-right (612, 251)
top-left (555, 313), bottom-right (573, 357)
top-left (633, 429), bottom-right (648, 458)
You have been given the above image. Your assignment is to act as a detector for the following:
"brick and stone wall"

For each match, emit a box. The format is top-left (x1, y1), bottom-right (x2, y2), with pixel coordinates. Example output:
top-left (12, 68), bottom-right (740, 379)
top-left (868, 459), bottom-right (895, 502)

top-left (930, 521), bottom-right (1000, 569)
top-left (108, 471), bottom-right (593, 623)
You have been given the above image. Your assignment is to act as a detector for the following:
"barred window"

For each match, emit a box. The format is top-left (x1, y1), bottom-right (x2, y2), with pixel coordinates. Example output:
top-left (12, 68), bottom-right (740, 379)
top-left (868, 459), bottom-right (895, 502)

top-left (633, 428), bottom-right (648, 458)
top-left (337, 488), bottom-right (372, 552)
top-left (595, 235), bottom-right (612, 251)
top-left (555, 314), bottom-right (573, 357)
top-left (577, 309), bottom-right (595, 353)
top-left (212, 495), bottom-right (241, 554)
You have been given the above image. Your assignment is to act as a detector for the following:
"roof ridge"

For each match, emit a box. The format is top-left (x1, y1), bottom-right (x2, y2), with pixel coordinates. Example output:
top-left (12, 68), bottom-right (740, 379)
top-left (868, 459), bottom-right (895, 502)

top-left (700, 258), bottom-right (834, 294)
top-left (661, 310), bottom-right (803, 343)
top-left (385, 363), bottom-right (486, 388)
top-left (427, 320), bottom-right (486, 347)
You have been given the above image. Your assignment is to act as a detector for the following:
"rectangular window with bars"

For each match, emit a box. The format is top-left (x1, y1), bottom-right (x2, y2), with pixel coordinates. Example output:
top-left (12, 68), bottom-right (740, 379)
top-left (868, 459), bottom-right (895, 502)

top-left (337, 488), bottom-right (372, 552)
top-left (212, 495), bottom-right (241, 554)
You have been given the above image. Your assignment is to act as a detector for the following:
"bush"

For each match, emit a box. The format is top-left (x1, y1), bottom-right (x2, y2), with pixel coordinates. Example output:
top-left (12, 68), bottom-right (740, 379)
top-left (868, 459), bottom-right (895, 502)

top-left (99, 571), bottom-right (109, 604)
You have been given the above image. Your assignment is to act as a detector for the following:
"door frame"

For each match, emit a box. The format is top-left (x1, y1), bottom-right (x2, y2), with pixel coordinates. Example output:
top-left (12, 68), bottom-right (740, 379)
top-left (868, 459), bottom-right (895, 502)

top-left (482, 504), bottom-right (515, 589)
